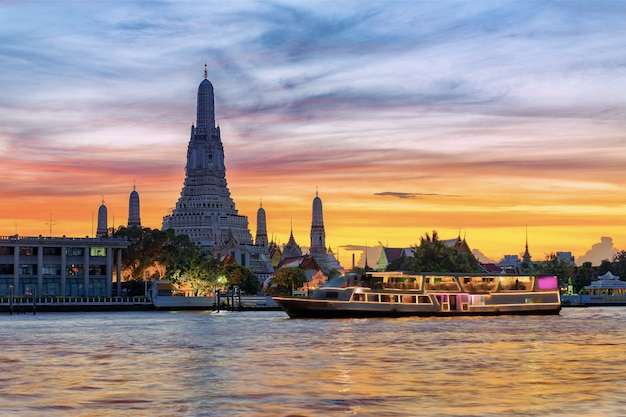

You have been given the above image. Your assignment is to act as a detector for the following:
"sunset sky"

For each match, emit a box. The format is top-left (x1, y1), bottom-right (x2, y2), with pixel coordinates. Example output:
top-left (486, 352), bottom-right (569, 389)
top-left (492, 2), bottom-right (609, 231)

top-left (2, 1), bottom-right (626, 266)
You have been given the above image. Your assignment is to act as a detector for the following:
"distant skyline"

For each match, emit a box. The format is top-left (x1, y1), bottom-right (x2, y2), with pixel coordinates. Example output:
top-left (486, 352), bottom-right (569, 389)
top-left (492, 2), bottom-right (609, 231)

top-left (2, 1), bottom-right (626, 266)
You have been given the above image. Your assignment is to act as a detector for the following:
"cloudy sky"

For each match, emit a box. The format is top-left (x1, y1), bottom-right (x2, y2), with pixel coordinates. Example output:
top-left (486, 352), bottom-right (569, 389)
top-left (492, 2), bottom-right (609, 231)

top-left (2, 0), bottom-right (626, 266)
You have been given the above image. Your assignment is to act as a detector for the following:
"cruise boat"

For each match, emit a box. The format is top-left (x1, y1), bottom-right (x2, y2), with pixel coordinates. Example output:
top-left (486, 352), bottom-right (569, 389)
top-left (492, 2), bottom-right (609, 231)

top-left (272, 272), bottom-right (561, 319)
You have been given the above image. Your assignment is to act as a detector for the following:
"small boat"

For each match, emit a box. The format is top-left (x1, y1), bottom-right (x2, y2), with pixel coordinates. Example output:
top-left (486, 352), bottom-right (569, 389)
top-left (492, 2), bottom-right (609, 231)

top-left (272, 272), bottom-right (561, 319)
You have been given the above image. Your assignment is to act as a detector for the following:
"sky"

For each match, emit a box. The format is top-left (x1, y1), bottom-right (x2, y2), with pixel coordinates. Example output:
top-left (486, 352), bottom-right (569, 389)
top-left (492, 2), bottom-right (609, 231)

top-left (2, 0), bottom-right (626, 267)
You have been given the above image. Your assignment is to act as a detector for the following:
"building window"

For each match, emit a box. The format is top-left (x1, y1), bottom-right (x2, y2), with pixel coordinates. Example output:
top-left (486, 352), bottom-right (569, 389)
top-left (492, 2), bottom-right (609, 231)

top-left (0, 247), bottom-right (14, 255)
top-left (19, 264), bottom-right (37, 275)
top-left (19, 247), bottom-right (37, 256)
top-left (66, 247), bottom-right (85, 256)
top-left (42, 278), bottom-right (61, 296)
top-left (90, 247), bottom-right (106, 257)
top-left (89, 265), bottom-right (107, 276)
top-left (43, 247), bottom-right (62, 256)
top-left (67, 264), bottom-right (85, 276)
top-left (0, 264), bottom-right (14, 275)
top-left (43, 264), bottom-right (62, 276)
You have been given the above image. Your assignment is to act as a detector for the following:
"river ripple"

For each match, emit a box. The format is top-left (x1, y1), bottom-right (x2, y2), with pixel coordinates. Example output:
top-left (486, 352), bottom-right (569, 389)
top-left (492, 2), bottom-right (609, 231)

top-left (1, 308), bottom-right (625, 416)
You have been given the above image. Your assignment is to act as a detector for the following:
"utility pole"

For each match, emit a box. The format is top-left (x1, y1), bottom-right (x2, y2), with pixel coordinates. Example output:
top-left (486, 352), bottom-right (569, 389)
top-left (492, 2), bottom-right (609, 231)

top-left (46, 214), bottom-right (56, 237)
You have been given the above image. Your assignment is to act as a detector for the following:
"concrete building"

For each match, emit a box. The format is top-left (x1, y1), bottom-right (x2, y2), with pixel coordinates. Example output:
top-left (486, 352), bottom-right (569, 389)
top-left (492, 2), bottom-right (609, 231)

top-left (0, 235), bottom-right (128, 297)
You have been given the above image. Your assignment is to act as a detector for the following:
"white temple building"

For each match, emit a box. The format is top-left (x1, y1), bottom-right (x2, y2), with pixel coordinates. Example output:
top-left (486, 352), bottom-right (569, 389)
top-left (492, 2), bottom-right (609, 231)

top-left (127, 183), bottom-right (141, 228)
top-left (96, 199), bottom-right (108, 237)
top-left (162, 67), bottom-right (272, 280)
top-left (309, 191), bottom-right (330, 273)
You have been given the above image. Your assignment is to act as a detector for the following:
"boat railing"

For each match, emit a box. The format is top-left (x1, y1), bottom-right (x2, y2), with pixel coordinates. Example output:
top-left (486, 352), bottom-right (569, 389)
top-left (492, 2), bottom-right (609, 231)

top-left (381, 281), bottom-right (421, 290)
top-left (460, 282), bottom-right (495, 293)
top-left (423, 282), bottom-right (461, 292)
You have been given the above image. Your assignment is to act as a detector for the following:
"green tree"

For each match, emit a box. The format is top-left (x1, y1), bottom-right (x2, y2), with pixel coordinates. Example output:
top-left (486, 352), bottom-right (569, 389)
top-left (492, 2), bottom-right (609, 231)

top-left (268, 268), bottom-right (307, 296)
top-left (573, 261), bottom-right (594, 293)
top-left (166, 245), bottom-right (221, 295)
top-left (401, 230), bottom-right (481, 273)
top-left (598, 259), bottom-right (613, 276)
top-left (611, 251), bottom-right (626, 279)
top-left (113, 226), bottom-right (170, 280)
top-left (535, 252), bottom-right (575, 287)
top-left (113, 226), bottom-right (223, 294)
top-left (220, 264), bottom-right (260, 295)
top-left (385, 256), bottom-right (406, 272)
top-left (326, 268), bottom-right (340, 279)
top-left (121, 277), bottom-right (147, 297)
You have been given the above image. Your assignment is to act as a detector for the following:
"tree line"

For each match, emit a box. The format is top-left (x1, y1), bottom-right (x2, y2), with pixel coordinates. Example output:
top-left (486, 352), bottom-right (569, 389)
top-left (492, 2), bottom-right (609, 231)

top-left (378, 230), bottom-right (626, 293)
top-left (113, 227), bottom-right (624, 297)
top-left (112, 226), bottom-right (260, 296)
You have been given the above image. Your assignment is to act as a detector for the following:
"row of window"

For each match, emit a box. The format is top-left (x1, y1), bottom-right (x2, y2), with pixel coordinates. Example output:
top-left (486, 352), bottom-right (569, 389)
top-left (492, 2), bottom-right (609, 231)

top-left (0, 264), bottom-right (108, 276)
top-left (0, 247), bottom-right (107, 256)
top-left (351, 293), bottom-right (433, 304)
top-left (0, 277), bottom-right (108, 297)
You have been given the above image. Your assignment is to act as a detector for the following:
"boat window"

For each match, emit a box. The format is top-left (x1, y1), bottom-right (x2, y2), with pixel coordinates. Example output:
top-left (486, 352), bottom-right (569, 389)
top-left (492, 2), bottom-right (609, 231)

top-left (382, 276), bottom-right (421, 290)
top-left (367, 294), bottom-right (379, 302)
top-left (323, 291), bottom-right (339, 299)
top-left (424, 276), bottom-right (460, 292)
top-left (351, 293), bottom-right (365, 302)
top-left (499, 276), bottom-right (534, 291)
top-left (418, 296), bottom-right (431, 304)
top-left (462, 276), bottom-right (497, 293)
top-left (402, 295), bottom-right (416, 303)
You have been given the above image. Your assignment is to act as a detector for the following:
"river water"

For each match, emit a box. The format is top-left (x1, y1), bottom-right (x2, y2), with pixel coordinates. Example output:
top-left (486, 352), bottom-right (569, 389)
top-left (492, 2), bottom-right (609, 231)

top-left (1, 307), bottom-right (625, 417)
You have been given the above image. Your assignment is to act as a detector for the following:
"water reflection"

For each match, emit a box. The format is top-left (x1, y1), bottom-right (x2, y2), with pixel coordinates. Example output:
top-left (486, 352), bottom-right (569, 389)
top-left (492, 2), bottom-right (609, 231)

top-left (1, 308), bottom-right (626, 416)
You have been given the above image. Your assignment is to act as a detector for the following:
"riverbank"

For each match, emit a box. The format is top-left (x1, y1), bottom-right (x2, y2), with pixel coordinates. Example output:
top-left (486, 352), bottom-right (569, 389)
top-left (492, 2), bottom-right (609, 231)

top-left (0, 295), bottom-right (280, 313)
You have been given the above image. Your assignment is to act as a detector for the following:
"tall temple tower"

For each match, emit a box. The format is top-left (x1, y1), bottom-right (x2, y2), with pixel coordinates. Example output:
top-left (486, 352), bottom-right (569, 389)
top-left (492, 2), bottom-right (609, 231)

top-left (162, 67), bottom-right (273, 279)
top-left (96, 198), bottom-right (108, 237)
top-left (127, 183), bottom-right (141, 228)
top-left (522, 226), bottom-right (532, 265)
top-left (255, 201), bottom-right (268, 248)
top-left (310, 191), bottom-right (329, 272)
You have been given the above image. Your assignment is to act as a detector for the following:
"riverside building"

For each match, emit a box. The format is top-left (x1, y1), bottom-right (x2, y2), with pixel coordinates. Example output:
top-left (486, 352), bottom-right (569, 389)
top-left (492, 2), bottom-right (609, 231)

top-left (0, 235), bottom-right (128, 297)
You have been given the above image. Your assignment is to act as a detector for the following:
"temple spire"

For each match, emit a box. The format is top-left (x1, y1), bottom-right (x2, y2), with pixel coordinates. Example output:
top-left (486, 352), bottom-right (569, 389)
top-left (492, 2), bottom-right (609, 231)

top-left (522, 225), bottom-right (532, 264)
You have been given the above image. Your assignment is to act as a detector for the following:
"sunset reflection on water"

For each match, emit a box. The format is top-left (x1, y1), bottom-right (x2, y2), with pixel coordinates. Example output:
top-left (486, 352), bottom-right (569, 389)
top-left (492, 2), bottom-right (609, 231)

top-left (1, 308), bottom-right (626, 416)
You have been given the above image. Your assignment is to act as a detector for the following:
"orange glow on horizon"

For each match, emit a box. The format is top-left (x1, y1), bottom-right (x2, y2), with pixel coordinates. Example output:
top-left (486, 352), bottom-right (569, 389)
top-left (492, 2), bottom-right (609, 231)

top-left (3, 167), bottom-right (626, 267)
